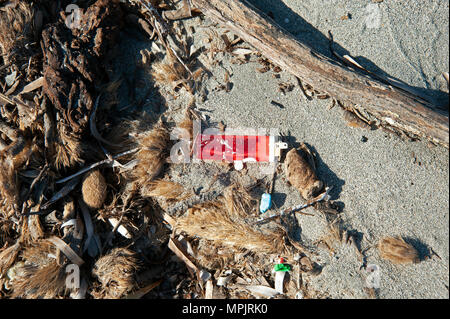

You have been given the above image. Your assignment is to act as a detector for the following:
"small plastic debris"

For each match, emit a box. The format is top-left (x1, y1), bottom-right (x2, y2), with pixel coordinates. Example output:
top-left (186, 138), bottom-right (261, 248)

top-left (365, 264), bottom-right (381, 289)
top-left (234, 160), bottom-right (244, 171)
top-left (259, 193), bottom-right (272, 213)
top-left (273, 257), bottom-right (291, 272)
top-left (195, 134), bottom-right (287, 164)
top-left (243, 285), bottom-right (280, 298)
top-left (199, 269), bottom-right (212, 282)
top-left (274, 270), bottom-right (285, 293)
top-left (273, 263), bottom-right (291, 272)
top-left (5, 71), bottom-right (17, 86)
top-left (295, 291), bottom-right (304, 299)
top-left (216, 276), bottom-right (231, 287)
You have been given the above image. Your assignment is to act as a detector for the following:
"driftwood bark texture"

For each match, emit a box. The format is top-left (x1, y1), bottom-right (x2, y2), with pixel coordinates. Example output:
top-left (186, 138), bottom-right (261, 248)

top-left (192, 0), bottom-right (449, 147)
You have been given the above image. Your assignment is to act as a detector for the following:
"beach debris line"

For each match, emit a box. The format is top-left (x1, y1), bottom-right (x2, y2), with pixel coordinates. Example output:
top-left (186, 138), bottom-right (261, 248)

top-left (0, 0), bottom-right (438, 300)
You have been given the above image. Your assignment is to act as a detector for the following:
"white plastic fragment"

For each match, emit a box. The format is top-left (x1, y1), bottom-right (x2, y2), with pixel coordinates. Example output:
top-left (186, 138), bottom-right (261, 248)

top-left (205, 280), bottom-right (214, 299)
top-left (232, 48), bottom-right (253, 56)
top-left (108, 218), bottom-right (132, 239)
top-left (244, 285), bottom-right (280, 298)
top-left (216, 276), bottom-right (231, 287)
top-left (274, 271), bottom-right (286, 294)
top-left (5, 71), bottom-right (17, 86)
top-left (199, 269), bottom-right (212, 282)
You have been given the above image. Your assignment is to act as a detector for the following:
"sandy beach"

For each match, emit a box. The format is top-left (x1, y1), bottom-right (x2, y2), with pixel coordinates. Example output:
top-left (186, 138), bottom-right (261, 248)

top-left (0, 0), bottom-right (448, 300)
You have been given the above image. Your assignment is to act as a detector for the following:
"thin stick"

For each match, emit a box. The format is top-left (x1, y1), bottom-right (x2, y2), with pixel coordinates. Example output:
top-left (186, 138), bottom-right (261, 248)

top-left (24, 164), bottom-right (48, 200)
top-left (90, 94), bottom-right (123, 147)
top-left (55, 148), bottom-right (139, 184)
top-left (250, 187), bottom-right (332, 226)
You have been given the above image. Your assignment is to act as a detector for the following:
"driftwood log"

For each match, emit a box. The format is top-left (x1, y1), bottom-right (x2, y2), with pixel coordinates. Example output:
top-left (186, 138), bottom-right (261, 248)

top-left (191, 0), bottom-right (449, 147)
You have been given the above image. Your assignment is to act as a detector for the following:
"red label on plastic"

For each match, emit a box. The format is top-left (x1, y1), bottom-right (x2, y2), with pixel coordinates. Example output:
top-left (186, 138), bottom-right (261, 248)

top-left (194, 135), bottom-right (271, 162)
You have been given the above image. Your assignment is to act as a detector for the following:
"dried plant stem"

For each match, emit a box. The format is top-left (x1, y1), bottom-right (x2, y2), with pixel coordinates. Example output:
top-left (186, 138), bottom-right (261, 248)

top-left (56, 148), bottom-right (139, 184)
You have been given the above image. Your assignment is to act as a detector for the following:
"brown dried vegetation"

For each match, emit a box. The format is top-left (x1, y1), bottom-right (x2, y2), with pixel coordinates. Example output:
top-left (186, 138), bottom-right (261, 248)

top-left (0, 1), bottom-right (35, 66)
top-left (92, 248), bottom-right (140, 299)
top-left (131, 121), bottom-right (170, 196)
top-left (176, 184), bottom-right (285, 254)
top-left (82, 170), bottom-right (108, 210)
top-left (378, 236), bottom-right (420, 264)
top-left (285, 145), bottom-right (324, 200)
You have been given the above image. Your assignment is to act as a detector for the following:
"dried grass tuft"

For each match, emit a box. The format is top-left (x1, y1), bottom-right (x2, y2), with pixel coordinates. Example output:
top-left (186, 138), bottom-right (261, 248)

top-left (152, 51), bottom-right (188, 86)
top-left (10, 261), bottom-right (67, 299)
top-left (10, 240), bottom-right (67, 299)
top-left (141, 179), bottom-right (188, 200)
top-left (378, 236), bottom-right (419, 264)
top-left (221, 183), bottom-right (254, 219)
top-left (132, 122), bottom-right (170, 196)
top-left (177, 111), bottom-right (194, 140)
top-left (54, 125), bottom-right (85, 170)
top-left (0, 1), bottom-right (34, 65)
top-left (0, 220), bottom-right (13, 247)
top-left (176, 185), bottom-right (285, 254)
top-left (0, 243), bottom-right (21, 278)
top-left (92, 248), bottom-right (140, 299)
top-left (195, 239), bottom-right (236, 270)
top-left (0, 154), bottom-right (17, 215)
top-left (0, 138), bottom-right (33, 216)
top-left (151, 50), bottom-right (202, 93)
top-left (19, 213), bottom-right (44, 245)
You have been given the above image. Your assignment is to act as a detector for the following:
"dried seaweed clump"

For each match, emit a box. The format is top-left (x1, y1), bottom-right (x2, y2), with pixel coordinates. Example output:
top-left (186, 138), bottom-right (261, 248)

top-left (0, 1), bottom-right (35, 66)
top-left (92, 248), bottom-right (140, 299)
top-left (82, 170), bottom-right (107, 210)
top-left (9, 241), bottom-right (67, 299)
top-left (285, 145), bottom-right (323, 200)
top-left (132, 122), bottom-right (170, 196)
top-left (378, 236), bottom-right (420, 264)
top-left (176, 185), bottom-right (285, 254)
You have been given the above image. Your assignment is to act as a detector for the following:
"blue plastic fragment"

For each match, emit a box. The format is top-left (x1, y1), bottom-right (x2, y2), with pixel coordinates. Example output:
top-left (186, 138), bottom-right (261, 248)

top-left (260, 193), bottom-right (272, 213)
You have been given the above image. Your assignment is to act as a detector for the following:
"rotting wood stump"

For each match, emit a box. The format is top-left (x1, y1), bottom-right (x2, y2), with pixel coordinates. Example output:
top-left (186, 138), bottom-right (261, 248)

top-left (192, 0), bottom-right (449, 148)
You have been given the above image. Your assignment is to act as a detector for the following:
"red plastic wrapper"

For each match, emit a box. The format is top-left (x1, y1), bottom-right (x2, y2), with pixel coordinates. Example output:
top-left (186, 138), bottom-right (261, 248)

top-left (194, 134), bottom-right (283, 163)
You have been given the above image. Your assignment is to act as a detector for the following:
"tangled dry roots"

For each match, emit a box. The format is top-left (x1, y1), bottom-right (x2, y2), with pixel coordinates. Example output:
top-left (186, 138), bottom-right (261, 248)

top-left (92, 248), bottom-right (140, 299)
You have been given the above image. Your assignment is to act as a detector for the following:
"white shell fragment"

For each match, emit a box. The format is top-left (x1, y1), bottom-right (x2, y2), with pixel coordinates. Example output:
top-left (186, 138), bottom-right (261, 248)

top-left (244, 285), bottom-right (280, 298)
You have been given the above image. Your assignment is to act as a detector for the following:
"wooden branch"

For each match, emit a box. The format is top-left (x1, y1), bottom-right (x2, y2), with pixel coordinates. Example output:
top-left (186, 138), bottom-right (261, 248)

top-left (192, 0), bottom-right (449, 147)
